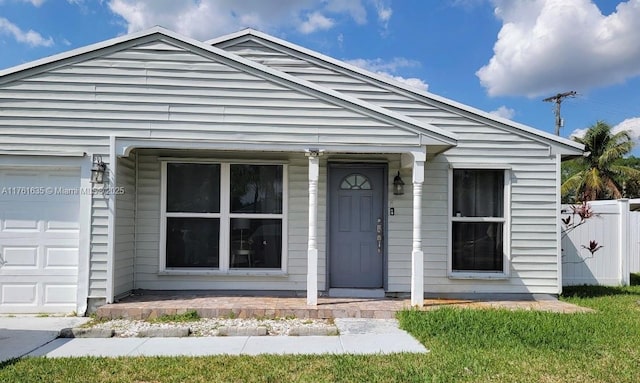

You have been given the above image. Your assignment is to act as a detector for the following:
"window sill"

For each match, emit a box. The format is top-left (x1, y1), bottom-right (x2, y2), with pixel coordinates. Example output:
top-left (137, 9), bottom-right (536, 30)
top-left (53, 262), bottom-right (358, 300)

top-left (159, 269), bottom-right (288, 277)
top-left (448, 272), bottom-right (509, 280)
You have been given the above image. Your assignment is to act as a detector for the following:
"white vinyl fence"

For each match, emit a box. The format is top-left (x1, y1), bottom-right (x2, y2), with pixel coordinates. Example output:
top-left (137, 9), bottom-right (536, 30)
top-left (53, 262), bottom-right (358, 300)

top-left (561, 199), bottom-right (640, 286)
top-left (630, 210), bottom-right (640, 274)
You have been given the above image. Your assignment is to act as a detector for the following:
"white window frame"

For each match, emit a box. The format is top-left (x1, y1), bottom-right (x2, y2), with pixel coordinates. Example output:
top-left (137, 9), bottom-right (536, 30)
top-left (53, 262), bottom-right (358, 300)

top-left (447, 163), bottom-right (511, 279)
top-left (159, 160), bottom-right (288, 275)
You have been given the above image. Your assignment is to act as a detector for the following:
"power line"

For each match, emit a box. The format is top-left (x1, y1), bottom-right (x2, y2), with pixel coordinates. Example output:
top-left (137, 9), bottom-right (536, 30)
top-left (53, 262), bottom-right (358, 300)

top-left (542, 91), bottom-right (577, 135)
top-left (573, 95), bottom-right (639, 122)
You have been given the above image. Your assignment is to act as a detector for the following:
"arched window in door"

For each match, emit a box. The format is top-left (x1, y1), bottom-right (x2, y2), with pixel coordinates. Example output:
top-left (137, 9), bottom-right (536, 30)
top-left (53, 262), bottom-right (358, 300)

top-left (340, 173), bottom-right (372, 190)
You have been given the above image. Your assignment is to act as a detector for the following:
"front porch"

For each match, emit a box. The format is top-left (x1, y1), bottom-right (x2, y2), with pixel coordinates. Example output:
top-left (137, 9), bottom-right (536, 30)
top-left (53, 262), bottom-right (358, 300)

top-left (95, 291), bottom-right (592, 320)
top-left (107, 142), bottom-right (437, 312)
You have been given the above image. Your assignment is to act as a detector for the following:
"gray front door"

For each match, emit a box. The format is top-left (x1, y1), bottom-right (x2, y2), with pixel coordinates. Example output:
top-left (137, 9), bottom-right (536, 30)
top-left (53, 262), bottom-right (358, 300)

top-left (329, 165), bottom-right (385, 288)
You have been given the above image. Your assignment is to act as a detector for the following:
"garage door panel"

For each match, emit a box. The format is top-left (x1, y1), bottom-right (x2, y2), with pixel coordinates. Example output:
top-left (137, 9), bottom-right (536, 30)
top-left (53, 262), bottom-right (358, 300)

top-left (0, 166), bottom-right (80, 313)
top-left (46, 247), bottom-right (79, 268)
top-left (45, 204), bottom-right (80, 230)
top-left (0, 205), bottom-right (79, 232)
top-left (1, 216), bottom-right (39, 231)
top-left (1, 246), bottom-right (77, 269)
top-left (44, 284), bottom-right (77, 305)
top-left (0, 269), bottom-right (77, 276)
top-left (1, 246), bottom-right (38, 268)
top-left (47, 221), bottom-right (79, 231)
top-left (1, 283), bottom-right (37, 305)
top-left (1, 283), bottom-right (76, 307)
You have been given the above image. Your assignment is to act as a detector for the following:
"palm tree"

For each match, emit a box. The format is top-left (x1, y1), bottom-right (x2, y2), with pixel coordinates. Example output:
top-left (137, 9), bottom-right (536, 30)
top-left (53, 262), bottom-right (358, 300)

top-left (562, 121), bottom-right (640, 202)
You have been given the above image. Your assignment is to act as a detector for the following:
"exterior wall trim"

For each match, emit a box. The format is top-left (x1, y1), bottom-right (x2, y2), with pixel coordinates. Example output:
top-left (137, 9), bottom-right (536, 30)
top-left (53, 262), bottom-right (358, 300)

top-left (76, 155), bottom-right (92, 314)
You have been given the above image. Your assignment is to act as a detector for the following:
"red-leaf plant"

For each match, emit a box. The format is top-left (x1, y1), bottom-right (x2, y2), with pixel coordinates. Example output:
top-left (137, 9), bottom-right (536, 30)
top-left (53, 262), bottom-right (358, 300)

top-left (561, 201), bottom-right (604, 262)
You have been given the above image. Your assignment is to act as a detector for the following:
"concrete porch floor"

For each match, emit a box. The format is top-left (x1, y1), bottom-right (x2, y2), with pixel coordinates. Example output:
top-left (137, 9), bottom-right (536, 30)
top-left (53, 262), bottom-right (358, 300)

top-left (95, 291), bottom-right (593, 320)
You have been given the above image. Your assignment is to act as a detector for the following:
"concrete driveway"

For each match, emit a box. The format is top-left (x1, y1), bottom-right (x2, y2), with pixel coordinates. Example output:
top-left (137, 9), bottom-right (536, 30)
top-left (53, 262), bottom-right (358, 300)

top-left (0, 316), bottom-right (89, 362)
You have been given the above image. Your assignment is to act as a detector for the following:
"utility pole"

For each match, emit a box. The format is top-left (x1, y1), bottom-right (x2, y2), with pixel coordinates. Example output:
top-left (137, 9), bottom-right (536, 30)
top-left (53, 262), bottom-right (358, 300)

top-left (542, 91), bottom-right (577, 135)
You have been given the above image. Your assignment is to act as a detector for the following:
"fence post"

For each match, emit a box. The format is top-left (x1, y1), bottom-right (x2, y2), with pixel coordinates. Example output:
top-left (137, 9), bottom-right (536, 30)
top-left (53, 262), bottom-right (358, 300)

top-left (619, 199), bottom-right (630, 286)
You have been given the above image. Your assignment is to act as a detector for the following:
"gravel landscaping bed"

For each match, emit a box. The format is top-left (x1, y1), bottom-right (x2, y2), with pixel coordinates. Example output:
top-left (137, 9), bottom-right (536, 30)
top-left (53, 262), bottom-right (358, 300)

top-left (87, 317), bottom-right (337, 337)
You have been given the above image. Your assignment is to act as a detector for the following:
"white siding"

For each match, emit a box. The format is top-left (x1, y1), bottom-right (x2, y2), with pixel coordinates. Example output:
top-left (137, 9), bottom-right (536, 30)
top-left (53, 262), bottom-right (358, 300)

top-left (114, 153), bottom-right (136, 296)
top-left (88, 153), bottom-right (110, 300)
top-left (0, 41), bottom-right (420, 150)
top-left (223, 41), bottom-right (561, 294)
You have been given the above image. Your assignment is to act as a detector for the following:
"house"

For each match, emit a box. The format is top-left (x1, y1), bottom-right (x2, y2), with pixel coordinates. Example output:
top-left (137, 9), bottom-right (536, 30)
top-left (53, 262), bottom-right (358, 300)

top-left (0, 27), bottom-right (584, 315)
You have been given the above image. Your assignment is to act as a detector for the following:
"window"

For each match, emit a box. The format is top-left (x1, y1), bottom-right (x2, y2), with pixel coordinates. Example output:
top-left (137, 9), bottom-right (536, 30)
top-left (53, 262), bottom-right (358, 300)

top-left (229, 164), bottom-right (283, 269)
top-left (165, 163), bottom-right (220, 268)
top-left (340, 173), bottom-right (371, 190)
top-left (161, 162), bottom-right (285, 272)
top-left (451, 169), bottom-right (507, 274)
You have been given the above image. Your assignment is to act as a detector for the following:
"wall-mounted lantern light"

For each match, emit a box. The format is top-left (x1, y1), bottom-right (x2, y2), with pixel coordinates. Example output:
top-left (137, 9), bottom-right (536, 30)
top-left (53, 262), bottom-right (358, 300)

top-left (91, 155), bottom-right (106, 184)
top-left (393, 171), bottom-right (405, 195)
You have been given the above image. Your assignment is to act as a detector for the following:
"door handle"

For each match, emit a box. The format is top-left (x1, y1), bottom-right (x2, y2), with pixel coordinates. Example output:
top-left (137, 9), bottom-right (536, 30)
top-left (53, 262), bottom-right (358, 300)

top-left (376, 217), bottom-right (383, 254)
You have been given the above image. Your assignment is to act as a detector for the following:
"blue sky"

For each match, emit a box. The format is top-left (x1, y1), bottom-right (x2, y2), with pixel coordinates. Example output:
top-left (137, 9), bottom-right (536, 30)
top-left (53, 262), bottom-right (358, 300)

top-left (1, 0), bottom-right (639, 153)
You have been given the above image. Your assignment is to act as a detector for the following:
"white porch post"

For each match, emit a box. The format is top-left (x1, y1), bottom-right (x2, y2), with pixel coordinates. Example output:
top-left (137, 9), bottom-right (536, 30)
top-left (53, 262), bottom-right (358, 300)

top-left (410, 151), bottom-right (425, 306)
top-left (306, 149), bottom-right (322, 305)
top-left (106, 135), bottom-right (117, 304)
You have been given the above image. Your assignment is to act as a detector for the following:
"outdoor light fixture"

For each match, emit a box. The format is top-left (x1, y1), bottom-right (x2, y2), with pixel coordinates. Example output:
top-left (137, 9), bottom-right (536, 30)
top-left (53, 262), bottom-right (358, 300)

top-left (393, 171), bottom-right (405, 195)
top-left (91, 155), bottom-right (106, 184)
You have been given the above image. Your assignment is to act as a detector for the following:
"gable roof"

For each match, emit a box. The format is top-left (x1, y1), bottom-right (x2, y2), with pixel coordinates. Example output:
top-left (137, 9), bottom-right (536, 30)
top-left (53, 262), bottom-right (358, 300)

top-left (208, 28), bottom-right (584, 156)
top-left (0, 26), bottom-right (457, 151)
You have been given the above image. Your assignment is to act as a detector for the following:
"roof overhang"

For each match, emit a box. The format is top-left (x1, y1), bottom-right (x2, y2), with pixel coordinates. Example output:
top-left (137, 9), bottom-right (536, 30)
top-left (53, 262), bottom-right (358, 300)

top-left (116, 137), bottom-right (437, 158)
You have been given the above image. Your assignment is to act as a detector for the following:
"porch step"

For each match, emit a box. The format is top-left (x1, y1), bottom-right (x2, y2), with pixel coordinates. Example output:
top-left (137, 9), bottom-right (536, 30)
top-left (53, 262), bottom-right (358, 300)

top-left (95, 294), bottom-right (408, 320)
top-left (328, 288), bottom-right (385, 298)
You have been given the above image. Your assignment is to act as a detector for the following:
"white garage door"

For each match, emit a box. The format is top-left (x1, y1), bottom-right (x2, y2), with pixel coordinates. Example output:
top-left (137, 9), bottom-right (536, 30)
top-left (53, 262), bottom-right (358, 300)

top-left (0, 167), bottom-right (80, 313)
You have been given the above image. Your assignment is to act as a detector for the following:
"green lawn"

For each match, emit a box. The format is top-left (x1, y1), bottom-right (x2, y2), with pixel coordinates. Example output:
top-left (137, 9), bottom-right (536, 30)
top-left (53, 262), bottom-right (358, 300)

top-left (1, 284), bottom-right (639, 383)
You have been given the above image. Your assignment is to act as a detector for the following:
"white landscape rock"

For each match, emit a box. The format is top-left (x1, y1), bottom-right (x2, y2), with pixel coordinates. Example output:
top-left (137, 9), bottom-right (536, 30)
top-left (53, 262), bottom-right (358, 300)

top-left (88, 317), bottom-right (337, 337)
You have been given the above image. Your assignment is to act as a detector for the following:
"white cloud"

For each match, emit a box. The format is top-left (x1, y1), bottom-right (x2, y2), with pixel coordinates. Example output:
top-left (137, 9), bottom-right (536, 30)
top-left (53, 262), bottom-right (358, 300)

top-left (299, 12), bottom-right (334, 34)
top-left (107, 0), bottom-right (380, 40)
top-left (450, 0), bottom-right (487, 10)
top-left (326, 0), bottom-right (367, 24)
top-left (22, 0), bottom-right (45, 6)
top-left (346, 57), bottom-right (420, 73)
top-left (477, 0), bottom-right (640, 97)
top-left (0, 17), bottom-right (53, 47)
top-left (346, 57), bottom-right (429, 91)
top-left (569, 127), bottom-right (588, 139)
top-left (385, 75), bottom-right (429, 91)
top-left (570, 118), bottom-right (640, 146)
top-left (372, 0), bottom-right (392, 26)
top-left (613, 117), bottom-right (640, 144)
top-left (489, 105), bottom-right (515, 119)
